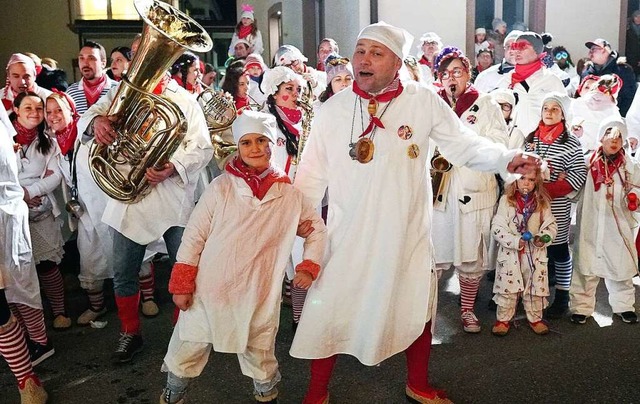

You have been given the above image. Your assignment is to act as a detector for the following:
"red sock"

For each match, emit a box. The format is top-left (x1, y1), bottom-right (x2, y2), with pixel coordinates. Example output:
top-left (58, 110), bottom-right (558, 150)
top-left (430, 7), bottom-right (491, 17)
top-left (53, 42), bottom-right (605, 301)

top-left (38, 265), bottom-right (66, 316)
top-left (405, 322), bottom-right (435, 395)
top-left (11, 304), bottom-right (47, 345)
top-left (459, 276), bottom-right (481, 312)
top-left (139, 262), bottom-right (155, 302)
top-left (0, 317), bottom-right (34, 383)
top-left (115, 294), bottom-right (140, 334)
top-left (303, 355), bottom-right (337, 404)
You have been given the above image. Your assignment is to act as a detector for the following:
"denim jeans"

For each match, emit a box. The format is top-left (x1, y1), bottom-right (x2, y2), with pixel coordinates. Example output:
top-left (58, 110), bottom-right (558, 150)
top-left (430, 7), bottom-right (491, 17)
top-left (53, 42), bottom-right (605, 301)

top-left (112, 226), bottom-right (184, 297)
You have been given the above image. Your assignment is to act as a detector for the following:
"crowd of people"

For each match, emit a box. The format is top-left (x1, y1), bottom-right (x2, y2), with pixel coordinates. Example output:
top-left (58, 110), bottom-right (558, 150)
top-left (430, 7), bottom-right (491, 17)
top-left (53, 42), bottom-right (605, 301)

top-left (1, 5), bottom-right (640, 404)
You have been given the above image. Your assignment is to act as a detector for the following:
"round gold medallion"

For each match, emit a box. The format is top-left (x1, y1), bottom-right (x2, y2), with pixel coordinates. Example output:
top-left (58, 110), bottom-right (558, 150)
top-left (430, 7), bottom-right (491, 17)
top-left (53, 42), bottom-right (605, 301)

top-left (407, 144), bottom-right (420, 159)
top-left (354, 138), bottom-right (375, 163)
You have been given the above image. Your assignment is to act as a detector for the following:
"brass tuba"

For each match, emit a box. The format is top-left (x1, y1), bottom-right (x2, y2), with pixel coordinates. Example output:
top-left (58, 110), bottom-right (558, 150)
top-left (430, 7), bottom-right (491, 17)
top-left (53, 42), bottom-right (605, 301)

top-left (89, 0), bottom-right (213, 203)
top-left (196, 87), bottom-right (237, 168)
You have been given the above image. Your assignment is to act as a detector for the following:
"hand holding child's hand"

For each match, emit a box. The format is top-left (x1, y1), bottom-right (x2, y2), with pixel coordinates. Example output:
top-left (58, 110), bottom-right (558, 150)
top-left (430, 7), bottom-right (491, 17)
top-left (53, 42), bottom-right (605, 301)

top-left (296, 220), bottom-right (314, 238)
top-left (173, 293), bottom-right (193, 311)
top-left (293, 271), bottom-right (313, 289)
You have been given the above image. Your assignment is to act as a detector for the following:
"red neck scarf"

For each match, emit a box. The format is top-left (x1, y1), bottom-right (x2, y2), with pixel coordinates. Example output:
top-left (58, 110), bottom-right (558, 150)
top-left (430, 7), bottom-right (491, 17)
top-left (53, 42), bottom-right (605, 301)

top-left (438, 84), bottom-right (479, 117)
top-left (276, 105), bottom-right (302, 136)
top-left (172, 75), bottom-right (200, 94)
top-left (535, 121), bottom-right (564, 144)
top-left (510, 57), bottom-right (544, 88)
top-left (515, 190), bottom-right (538, 215)
top-left (235, 96), bottom-right (249, 111)
top-left (2, 86), bottom-right (19, 111)
top-left (225, 155), bottom-right (291, 200)
top-left (13, 120), bottom-right (38, 146)
top-left (589, 147), bottom-right (625, 191)
top-left (53, 120), bottom-right (78, 156)
top-left (419, 56), bottom-right (432, 68)
top-left (352, 75), bottom-right (404, 137)
top-left (238, 25), bottom-right (253, 39)
top-left (82, 75), bottom-right (108, 108)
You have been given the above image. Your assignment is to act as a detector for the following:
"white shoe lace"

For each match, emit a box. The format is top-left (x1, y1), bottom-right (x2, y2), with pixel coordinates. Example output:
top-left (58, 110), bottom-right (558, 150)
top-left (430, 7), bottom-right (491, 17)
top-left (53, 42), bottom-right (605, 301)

top-left (115, 333), bottom-right (135, 352)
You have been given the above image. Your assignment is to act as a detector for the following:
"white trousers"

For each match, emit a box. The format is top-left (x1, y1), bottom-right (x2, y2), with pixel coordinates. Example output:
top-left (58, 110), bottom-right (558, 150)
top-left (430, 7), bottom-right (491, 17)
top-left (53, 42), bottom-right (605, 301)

top-left (162, 325), bottom-right (281, 394)
top-left (570, 272), bottom-right (636, 316)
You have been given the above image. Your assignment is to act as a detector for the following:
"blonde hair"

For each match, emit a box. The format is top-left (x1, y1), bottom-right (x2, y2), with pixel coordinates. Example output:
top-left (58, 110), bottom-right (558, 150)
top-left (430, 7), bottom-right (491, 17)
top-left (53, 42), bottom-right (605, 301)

top-left (504, 167), bottom-right (551, 211)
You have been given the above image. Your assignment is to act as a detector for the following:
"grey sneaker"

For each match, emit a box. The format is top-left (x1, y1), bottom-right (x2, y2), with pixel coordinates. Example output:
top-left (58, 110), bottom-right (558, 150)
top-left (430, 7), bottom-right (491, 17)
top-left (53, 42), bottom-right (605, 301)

top-left (160, 388), bottom-right (185, 404)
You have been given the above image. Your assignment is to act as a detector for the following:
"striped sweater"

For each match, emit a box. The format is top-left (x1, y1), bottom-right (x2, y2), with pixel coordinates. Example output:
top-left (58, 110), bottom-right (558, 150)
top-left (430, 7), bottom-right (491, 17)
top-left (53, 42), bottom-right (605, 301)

top-left (66, 77), bottom-right (117, 116)
top-left (525, 132), bottom-right (587, 244)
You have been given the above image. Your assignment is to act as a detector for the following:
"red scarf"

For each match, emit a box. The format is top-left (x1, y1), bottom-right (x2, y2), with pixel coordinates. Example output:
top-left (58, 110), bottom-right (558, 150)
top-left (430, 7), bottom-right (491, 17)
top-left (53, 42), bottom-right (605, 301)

top-left (352, 75), bottom-right (404, 137)
top-left (13, 120), bottom-right (39, 146)
top-left (437, 84), bottom-right (479, 117)
top-left (418, 56), bottom-right (432, 68)
top-left (235, 96), bottom-right (249, 111)
top-left (535, 121), bottom-right (564, 144)
top-left (238, 25), bottom-right (253, 40)
top-left (53, 120), bottom-right (78, 156)
top-left (589, 147), bottom-right (625, 191)
top-left (82, 75), bottom-right (108, 108)
top-left (515, 190), bottom-right (538, 215)
top-left (2, 86), bottom-right (19, 111)
top-left (276, 105), bottom-right (302, 136)
top-left (510, 57), bottom-right (544, 88)
top-left (225, 155), bottom-right (291, 200)
top-left (172, 75), bottom-right (200, 94)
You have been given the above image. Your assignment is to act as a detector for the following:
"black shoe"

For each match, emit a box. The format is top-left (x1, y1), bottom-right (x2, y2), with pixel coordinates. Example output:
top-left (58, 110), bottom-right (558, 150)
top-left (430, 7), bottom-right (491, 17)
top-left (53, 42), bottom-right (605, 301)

top-left (486, 269), bottom-right (496, 282)
top-left (570, 314), bottom-right (588, 325)
top-left (292, 320), bottom-right (298, 334)
top-left (112, 333), bottom-right (143, 363)
top-left (545, 290), bottom-right (569, 319)
top-left (616, 311), bottom-right (638, 324)
top-left (29, 340), bottom-right (55, 367)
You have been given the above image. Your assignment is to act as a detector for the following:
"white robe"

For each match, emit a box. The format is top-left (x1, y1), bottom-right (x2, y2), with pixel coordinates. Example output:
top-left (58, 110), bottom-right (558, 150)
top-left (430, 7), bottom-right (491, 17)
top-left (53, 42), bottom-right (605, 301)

top-left (78, 80), bottom-right (213, 244)
top-left (290, 80), bottom-right (517, 365)
top-left (432, 92), bottom-right (508, 267)
top-left (574, 153), bottom-right (640, 281)
top-left (174, 175), bottom-right (326, 352)
top-left (0, 123), bottom-right (41, 309)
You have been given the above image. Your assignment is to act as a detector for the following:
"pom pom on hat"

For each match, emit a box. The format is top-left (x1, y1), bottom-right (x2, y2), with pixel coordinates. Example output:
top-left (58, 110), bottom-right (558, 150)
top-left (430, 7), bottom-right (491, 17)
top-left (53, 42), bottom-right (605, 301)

top-left (232, 109), bottom-right (277, 144)
top-left (274, 45), bottom-right (308, 67)
top-left (598, 115), bottom-right (627, 141)
top-left (6, 53), bottom-right (36, 74)
top-left (240, 4), bottom-right (254, 21)
top-left (260, 66), bottom-right (304, 96)
top-left (542, 92), bottom-right (571, 122)
top-left (515, 32), bottom-right (544, 55)
top-left (324, 54), bottom-right (353, 84)
top-left (357, 21), bottom-right (414, 60)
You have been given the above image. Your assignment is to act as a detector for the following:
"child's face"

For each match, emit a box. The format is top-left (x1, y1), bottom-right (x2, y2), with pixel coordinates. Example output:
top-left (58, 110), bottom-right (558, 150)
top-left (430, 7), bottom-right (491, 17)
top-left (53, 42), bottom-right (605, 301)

top-left (542, 101), bottom-right (563, 125)
top-left (601, 132), bottom-right (623, 156)
top-left (516, 172), bottom-right (537, 195)
top-left (238, 133), bottom-right (271, 171)
top-left (241, 17), bottom-right (253, 26)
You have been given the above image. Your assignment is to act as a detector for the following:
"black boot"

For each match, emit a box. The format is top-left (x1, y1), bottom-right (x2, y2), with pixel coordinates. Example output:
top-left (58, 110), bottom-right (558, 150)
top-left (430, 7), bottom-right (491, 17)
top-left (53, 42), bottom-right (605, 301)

top-left (546, 289), bottom-right (569, 319)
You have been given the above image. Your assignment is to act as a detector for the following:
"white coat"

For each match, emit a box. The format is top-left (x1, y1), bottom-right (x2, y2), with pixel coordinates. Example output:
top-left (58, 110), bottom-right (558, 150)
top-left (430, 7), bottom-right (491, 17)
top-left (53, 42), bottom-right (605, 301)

top-left (432, 91), bottom-right (509, 267)
top-left (491, 195), bottom-right (557, 296)
top-left (497, 68), bottom-right (567, 135)
top-left (0, 124), bottom-right (41, 309)
top-left (574, 152), bottom-right (640, 281)
top-left (290, 80), bottom-right (518, 365)
top-left (570, 93), bottom-right (622, 152)
top-left (78, 80), bottom-right (213, 244)
top-left (174, 174), bottom-right (326, 352)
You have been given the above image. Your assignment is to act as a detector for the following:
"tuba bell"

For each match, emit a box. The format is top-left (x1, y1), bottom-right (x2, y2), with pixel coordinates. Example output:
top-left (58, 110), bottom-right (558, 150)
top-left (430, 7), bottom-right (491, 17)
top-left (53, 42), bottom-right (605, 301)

top-left (88, 0), bottom-right (213, 203)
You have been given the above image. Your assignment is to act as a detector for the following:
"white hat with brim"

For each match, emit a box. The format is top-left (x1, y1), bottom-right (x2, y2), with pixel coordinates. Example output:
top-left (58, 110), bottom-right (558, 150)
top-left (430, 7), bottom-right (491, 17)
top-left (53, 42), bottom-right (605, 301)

top-left (598, 116), bottom-right (627, 141)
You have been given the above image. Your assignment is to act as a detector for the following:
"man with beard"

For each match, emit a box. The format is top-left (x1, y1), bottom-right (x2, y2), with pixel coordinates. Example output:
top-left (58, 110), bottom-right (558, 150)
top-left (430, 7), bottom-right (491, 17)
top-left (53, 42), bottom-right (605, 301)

top-left (0, 53), bottom-right (52, 112)
top-left (66, 41), bottom-right (117, 115)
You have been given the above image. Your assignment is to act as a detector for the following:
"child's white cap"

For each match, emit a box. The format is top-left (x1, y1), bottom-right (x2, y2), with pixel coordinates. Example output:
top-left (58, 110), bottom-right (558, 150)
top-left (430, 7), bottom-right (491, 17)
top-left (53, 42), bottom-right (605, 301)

top-left (598, 115), bottom-right (627, 141)
top-left (260, 65), bottom-right (304, 96)
top-left (232, 110), bottom-right (278, 144)
top-left (240, 4), bottom-right (254, 21)
top-left (490, 88), bottom-right (515, 107)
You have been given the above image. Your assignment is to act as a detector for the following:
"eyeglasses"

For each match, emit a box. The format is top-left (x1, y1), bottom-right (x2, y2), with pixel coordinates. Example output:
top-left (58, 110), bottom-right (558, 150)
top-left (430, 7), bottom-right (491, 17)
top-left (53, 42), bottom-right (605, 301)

top-left (554, 51), bottom-right (568, 60)
top-left (439, 67), bottom-right (465, 80)
top-left (498, 103), bottom-right (512, 112)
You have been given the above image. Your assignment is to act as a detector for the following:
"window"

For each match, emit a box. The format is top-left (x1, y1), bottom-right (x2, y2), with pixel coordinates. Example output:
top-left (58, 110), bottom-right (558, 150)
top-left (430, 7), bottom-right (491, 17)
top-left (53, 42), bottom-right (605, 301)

top-left (475, 0), bottom-right (530, 31)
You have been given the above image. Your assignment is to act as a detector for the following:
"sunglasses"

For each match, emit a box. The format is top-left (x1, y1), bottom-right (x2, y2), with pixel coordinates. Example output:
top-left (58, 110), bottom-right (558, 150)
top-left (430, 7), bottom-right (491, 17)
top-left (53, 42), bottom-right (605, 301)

top-left (554, 51), bottom-right (568, 60)
top-left (439, 67), bottom-right (465, 80)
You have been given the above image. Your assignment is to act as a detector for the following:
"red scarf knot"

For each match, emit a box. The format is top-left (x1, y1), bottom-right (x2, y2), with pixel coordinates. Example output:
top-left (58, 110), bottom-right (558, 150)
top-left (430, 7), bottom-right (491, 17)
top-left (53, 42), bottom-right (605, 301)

top-left (82, 75), bottom-right (108, 108)
top-left (535, 121), bottom-right (564, 144)
top-left (589, 147), bottom-right (625, 191)
top-left (153, 74), bottom-right (171, 95)
top-left (352, 75), bottom-right (404, 137)
top-left (225, 155), bottom-right (291, 200)
top-left (510, 55), bottom-right (545, 88)
top-left (54, 120), bottom-right (78, 156)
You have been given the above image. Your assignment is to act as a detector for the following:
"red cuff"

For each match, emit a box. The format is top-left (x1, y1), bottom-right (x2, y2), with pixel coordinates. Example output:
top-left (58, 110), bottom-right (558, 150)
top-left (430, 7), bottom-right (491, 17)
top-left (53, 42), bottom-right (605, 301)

top-left (543, 179), bottom-right (574, 199)
top-left (295, 259), bottom-right (321, 280)
top-left (169, 263), bottom-right (198, 294)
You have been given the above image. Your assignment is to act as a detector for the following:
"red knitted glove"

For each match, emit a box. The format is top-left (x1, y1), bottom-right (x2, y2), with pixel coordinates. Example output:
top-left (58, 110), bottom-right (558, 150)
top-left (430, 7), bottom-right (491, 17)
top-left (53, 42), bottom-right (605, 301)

top-left (169, 263), bottom-right (198, 294)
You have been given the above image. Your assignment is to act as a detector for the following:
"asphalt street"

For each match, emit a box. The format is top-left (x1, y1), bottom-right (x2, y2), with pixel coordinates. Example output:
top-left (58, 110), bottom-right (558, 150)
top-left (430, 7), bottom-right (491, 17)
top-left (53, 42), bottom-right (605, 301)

top-left (2, 256), bottom-right (639, 404)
